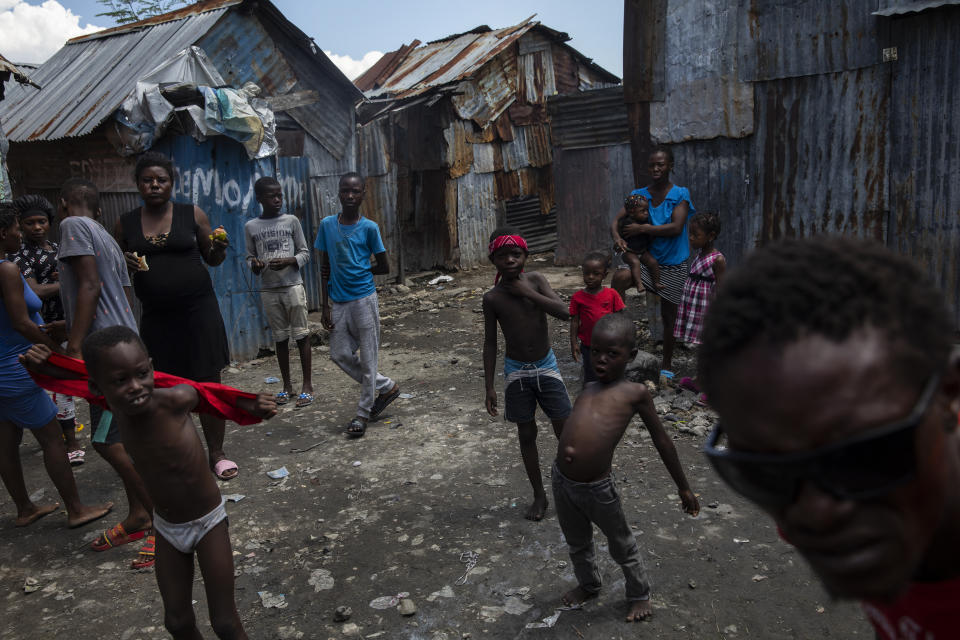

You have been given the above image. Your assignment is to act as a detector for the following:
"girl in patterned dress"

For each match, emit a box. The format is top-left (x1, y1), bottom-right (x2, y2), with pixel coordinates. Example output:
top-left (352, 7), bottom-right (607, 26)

top-left (675, 212), bottom-right (725, 402)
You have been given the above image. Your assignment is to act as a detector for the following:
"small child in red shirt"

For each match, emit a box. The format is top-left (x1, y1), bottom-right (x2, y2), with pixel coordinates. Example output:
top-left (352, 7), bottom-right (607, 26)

top-left (569, 251), bottom-right (625, 385)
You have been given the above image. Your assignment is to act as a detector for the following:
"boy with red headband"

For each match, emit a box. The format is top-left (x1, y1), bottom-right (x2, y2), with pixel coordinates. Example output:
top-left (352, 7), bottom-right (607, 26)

top-left (483, 227), bottom-right (571, 520)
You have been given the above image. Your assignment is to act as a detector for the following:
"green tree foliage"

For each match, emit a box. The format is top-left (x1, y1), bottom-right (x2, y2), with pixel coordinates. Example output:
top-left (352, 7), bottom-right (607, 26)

top-left (96, 0), bottom-right (189, 25)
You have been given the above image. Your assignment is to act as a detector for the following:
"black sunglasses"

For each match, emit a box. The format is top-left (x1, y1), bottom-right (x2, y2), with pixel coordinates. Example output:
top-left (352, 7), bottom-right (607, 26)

top-left (703, 373), bottom-right (941, 511)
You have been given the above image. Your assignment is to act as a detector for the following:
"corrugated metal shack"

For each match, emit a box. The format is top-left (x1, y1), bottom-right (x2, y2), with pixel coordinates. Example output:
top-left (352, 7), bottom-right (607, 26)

top-left (552, 0), bottom-right (960, 325)
top-left (0, 54), bottom-right (39, 202)
top-left (0, 0), bottom-right (363, 359)
top-left (353, 17), bottom-right (619, 272)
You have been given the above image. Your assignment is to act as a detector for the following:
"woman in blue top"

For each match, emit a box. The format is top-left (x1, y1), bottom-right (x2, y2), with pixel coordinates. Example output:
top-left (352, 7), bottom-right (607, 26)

top-left (0, 206), bottom-right (112, 528)
top-left (611, 147), bottom-right (694, 376)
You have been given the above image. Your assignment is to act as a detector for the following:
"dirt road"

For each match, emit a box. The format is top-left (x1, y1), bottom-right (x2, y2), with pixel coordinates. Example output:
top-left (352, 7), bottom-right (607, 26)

top-left (0, 263), bottom-right (870, 639)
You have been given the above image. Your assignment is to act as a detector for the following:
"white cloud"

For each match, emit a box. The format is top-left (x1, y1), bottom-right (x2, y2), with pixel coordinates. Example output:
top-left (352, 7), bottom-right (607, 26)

top-left (0, 1), bottom-right (102, 64)
top-left (323, 50), bottom-right (383, 81)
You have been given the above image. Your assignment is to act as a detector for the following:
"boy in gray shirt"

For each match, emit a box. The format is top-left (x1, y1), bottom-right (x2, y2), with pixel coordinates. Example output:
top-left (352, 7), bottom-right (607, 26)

top-left (244, 177), bottom-right (313, 407)
top-left (55, 178), bottom-right (154, 568)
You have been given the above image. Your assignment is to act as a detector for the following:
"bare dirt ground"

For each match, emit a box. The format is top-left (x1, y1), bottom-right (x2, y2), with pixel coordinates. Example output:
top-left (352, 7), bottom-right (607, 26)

top-left (0, 261), bottom-right (871, 639)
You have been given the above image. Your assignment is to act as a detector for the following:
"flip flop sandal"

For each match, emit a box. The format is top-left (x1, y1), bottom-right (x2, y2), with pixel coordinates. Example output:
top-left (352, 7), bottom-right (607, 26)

top-left (131, 534), bottom-right (156, 570)
top-left (678, 377), bottom-right (700, 393)
top-left (67, 449), bottom-right (85, 465)
top-left (213, 459), bottom-right (239, 480)
top-left (90, 522), bottom-right (148, 551)
top-left (345, 417), bottom-right (367, 438)
top-left (295, 392), bottom-right (314, 408)
top-left (370, 387), bottom-right (401, 419)
top-left (275, 391), bottom-right (290, 405)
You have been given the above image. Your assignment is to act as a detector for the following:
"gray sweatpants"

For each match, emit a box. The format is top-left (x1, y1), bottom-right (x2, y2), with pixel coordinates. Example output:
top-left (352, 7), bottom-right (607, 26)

top-left (552, 462), bottom-right (651, 601)
top-left (330, 292), bottom-right (395, 419)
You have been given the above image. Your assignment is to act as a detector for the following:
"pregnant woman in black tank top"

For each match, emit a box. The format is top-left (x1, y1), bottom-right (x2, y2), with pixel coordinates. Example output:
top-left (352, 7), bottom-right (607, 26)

top-left (115, 152), bottom-right (237, 480)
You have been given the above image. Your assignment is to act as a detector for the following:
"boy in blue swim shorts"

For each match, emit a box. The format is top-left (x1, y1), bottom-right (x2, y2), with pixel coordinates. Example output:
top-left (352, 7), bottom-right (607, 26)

top-left (483, 228), bottom-right (572, 521)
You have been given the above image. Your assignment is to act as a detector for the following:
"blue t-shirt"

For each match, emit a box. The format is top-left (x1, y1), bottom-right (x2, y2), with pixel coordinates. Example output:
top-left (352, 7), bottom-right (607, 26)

top-left (314, 214), bottom-right (386, 303)
top-left (0, 260), bottom-right (44, 395)
top-left (631, 185), bottom-right (695, 265)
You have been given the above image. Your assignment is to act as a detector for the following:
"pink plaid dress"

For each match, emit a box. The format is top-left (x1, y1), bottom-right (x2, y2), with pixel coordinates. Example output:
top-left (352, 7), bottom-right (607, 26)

top-left (674, 249), bottom-right (724, 345)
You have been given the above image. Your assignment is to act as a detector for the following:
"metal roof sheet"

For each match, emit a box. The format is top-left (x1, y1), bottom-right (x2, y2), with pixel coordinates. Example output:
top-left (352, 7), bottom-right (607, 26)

top-left (0, 53), bottom-right (40, 90)
top-left (361, 19), bottom-right (618, 102)
top-left (1, 8), bottom-right (228, 141)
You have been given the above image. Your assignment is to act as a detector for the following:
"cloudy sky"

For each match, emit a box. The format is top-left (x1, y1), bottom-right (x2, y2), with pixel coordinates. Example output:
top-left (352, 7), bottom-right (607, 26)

top-left (0, 0), bottom-right (623, 80)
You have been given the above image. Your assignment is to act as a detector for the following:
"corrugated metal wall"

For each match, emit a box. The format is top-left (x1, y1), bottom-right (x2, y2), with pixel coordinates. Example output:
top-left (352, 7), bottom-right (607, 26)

top-left (455, 171), bottom-right (499, 267)
top-left (887, 6), bottom-right (960, 324)
top-left (553, 143), bottom-right (636, 265)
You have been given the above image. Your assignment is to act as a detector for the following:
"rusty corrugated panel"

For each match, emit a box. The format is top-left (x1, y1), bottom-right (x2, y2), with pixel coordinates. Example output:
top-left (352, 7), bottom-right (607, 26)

top-left (444, 119), bottom-right (473, 178)
top-left (359, 166), bottom-right (400, 278)
top-left (887, 6), bottom-right (960, 325)
top-left (740, 0), bottom-right (884, 82)
top-left (400, 168), bottom-right (454, 271)
top-left (669, 136), bottom-right (756, 267)
top-left (502, 123), bottom-right (552, 171)
top-left (450, 50), bottom-right (517, 127)
top-left (494, 112), bottom-right (514, 141)
top-left (455, 170), bottom-right (498, 267)
top-left (547, 87), bottom-right (630, 149)
top-left (69, 0), bottom-right (241, 43)
top-left (505, 196), bottom-right (557, 253)
top-left (650, 0), bottom-right (753, 143)
top-left (507, 102), bottom-right (548, 126)
top-left (358, 116), bottom-right (391, 177)
top-left (198, 9), bottom-right (356, 160)
top-left (553, 144), bottom-right (636, 265)
top-left (551, 45), bottom-right (578, 95)
top-left (363, 20), bottom-right (537, 101)
top-left (753, 66), bottom-right (889, 245)
top-left (517, 31), bottom-right (557, 104)
top-left (354, 40), bottom-right (420, 92)
top-left (472, 143), bottom-right (501, 174)
top-left (303, 129), bottom-right (356, 178)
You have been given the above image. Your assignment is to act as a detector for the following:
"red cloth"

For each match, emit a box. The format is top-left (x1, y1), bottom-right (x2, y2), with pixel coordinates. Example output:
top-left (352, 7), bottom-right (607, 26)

top-left (862, 577), bottom-right (960, 639)
top-left (28, 352), bottom-right (263, 425)
top-left (569, 287), bottom-right (625, 346)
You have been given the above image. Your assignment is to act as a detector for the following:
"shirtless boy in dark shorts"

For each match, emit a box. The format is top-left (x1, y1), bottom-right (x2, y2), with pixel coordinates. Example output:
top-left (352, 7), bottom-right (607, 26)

top-left (483, 228), bottom-right (571, 521)
top-left (554, 312), bottom-right (699, 621)
top-left (22, 327), bottom-right (276, 639)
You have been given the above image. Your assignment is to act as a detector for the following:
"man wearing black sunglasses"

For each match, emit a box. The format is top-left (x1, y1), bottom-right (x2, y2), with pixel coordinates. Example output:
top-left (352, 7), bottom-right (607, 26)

top-left (698, 238), bottom-right (960, 640)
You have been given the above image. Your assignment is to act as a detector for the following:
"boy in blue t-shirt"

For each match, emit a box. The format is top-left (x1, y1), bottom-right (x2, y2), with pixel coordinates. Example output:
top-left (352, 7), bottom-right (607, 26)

top-left (314, 173), bottom-right (400, 437)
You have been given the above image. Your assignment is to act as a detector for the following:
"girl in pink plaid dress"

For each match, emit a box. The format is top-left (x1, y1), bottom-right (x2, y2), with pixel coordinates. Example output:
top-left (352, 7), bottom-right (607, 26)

top-left (675, 212), bottom-right (725, 346)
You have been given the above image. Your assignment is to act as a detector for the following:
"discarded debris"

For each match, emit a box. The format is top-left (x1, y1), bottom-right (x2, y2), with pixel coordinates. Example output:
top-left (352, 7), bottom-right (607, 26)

top-left (369, 592), bottom-right (409, 610)
top-left (333, 605), bottom-right (352, 622)
top-left (223, 494), bottom-right (245, 502)
top-left (733, 538), bottom-right (750, 544)
top-left (525, 610), bottom-right (563, 629)
top-left (289, 441), bottom-right (325, 453)
top-left (258, 591), bottom-right (287, 608)
top-left (398, 393), bottom-right (414, 399)
top-left (455, 551), bottom-right (479, 585)
top-left (308, 568), bottom-right (335, 591)
top-left (264, 376), bottom-right (280, 384)
top-left (752, 574), bottom-right (768, 582)
top-left (397, 598), bottom-right (417, 616)
top-left (428, 275), bottom-right (454, 285)
top-left (23, 577), bottom-right (39, 593)
top-left (266, 466), bottom-right (289, 479)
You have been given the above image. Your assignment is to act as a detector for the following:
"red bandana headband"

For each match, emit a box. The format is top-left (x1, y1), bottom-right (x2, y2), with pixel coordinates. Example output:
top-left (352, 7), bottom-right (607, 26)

top-left (489, 234), bottom-right (528, 283)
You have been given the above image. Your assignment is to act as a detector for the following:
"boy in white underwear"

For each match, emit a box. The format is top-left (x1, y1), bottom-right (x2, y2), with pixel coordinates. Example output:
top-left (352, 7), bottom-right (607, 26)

top-left (22, 327), bottom-right (276, 639)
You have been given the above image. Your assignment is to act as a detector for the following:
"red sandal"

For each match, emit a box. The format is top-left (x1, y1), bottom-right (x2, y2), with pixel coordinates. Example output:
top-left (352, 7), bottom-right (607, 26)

top-left (90, 523), bottom-right (148, 551)
top-left (131, 534), bottom-right (156, 570)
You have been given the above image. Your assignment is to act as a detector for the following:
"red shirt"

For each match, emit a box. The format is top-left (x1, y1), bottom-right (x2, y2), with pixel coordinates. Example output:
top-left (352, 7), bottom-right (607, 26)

top-left (862, 578), bottom-right (960, 639)
top-left (569, 287), bottom-right (625, 346)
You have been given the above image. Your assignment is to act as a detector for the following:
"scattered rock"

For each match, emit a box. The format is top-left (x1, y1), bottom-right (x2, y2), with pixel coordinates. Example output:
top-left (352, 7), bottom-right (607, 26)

top-left (688, 580), bottom-right (697, 589)
top-left (398, 598), bottom-right (417, 616)
top-left (708, 501), bottom-right (720, 509)
top-left (309, 568), bottom-right (335, 591)
top-left (342, 622), bottom-right (361, 636)
top-left (23, 577), bottom-right (39, 593)
top-left (625, 349), bottom-right (660, 383)
top-left (258, 591), bottom-right (287, 609)
top-left (333, 605), bottom-right (352, 622)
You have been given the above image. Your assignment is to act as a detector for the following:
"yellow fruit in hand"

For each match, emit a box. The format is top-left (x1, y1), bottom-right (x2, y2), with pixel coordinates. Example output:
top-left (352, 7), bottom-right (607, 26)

top-left (209, 226), bottom-right (228, 242)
